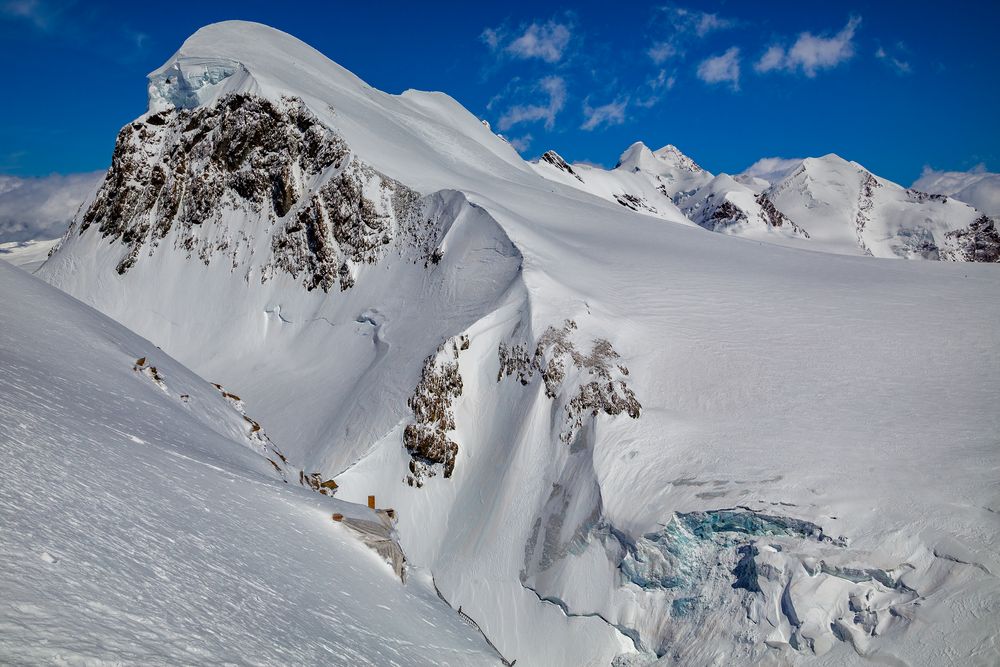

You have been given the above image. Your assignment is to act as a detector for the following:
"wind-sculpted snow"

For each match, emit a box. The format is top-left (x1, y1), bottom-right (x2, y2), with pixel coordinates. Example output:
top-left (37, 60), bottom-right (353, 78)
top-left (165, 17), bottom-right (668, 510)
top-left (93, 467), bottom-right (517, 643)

top-left (0, 262), bottom-right (502, 665)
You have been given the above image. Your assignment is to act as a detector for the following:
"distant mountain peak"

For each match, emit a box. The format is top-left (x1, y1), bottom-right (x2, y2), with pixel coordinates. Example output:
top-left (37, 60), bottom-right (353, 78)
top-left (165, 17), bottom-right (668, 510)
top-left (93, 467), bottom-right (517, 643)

top-left (653, 144), bottom-right (705, 173)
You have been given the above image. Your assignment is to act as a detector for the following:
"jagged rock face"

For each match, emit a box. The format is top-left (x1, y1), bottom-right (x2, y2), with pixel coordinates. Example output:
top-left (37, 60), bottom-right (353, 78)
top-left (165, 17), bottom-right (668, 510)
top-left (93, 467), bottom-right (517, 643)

top-left (756, 193), bottom-right (809, 237)
top-left (73, 92), bottom-right (431, 286)
top-left (498, 319), bottom-right (640, 444)
top-left (403, 335), bottom-right (469, 484)
top-left (705, 199), bottom-right (749, 231)
top-left (79, 94), bottom-right (347, 273)
top-left (853, 172), bottom-right (882, 255)
top-left (943, 215), bottom-right (1000, 262)
top-left (270, 159), bottom-right (422, 291)
top-left (613, 192), bottom-right (660, 216)
top-left (540, 151), bottom-right (583, 182)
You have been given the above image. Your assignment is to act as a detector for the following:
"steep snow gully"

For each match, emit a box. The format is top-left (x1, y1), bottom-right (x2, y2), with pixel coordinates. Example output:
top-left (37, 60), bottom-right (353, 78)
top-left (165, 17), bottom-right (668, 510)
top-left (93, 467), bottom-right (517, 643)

top-left (5, 20), bottom-right (999, 666)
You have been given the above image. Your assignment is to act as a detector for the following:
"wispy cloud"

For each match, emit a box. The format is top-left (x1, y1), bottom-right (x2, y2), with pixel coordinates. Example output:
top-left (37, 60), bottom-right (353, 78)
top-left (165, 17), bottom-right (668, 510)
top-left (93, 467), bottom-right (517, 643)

top-left (647, 42), bottom-right (677, 65)
top-left (740, 157), bottom-right (803, 183)
top-left (875, 43), bottom-right (911, 75)
top-left (635, 70), bottom-right (676, 108)
top-left (580, 98), bottom-right (627, 131)
top-left (645, 5), bottom-right (735, 70)
top-left (755, 16), bottom-right (861, 77)
top-left (1, 0), bottom-right (58, 30)
top-left (912, 164), bottom-right (1000, 216)
top-left (507, 134), bottom-right (533, 152)
top-left (497, 76), bottom-right (567, 131)
top-left (697, 47), bottom-right (741, 90)
top-left (658, 5), bottom-right (735, 39)
top-left (482, 18), bottom-right (573, 64)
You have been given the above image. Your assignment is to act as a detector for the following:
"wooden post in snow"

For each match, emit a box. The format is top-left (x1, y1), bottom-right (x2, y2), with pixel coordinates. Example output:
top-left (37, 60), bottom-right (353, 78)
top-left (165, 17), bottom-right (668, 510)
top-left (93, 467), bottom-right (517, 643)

top-left (368, 495), bottom-right (376, 509)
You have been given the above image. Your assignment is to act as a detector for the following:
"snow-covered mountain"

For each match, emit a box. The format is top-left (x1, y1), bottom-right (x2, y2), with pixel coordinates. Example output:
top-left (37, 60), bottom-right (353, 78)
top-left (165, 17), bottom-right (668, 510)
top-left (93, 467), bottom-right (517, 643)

top-left (13, 20), bottom-right (1000, 666)
top-left (534, 143), bottom-right (999, 261)
top-left (0, 260), bottom-right (501, 665)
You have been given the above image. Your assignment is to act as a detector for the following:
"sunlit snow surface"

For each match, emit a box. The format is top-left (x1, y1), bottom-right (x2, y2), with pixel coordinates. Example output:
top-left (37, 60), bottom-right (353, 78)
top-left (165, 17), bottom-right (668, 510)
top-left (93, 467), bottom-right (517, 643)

top-left (27, 20), bottom-right (1000, 666)
top-left (0, 261), bottom-right (500, 665)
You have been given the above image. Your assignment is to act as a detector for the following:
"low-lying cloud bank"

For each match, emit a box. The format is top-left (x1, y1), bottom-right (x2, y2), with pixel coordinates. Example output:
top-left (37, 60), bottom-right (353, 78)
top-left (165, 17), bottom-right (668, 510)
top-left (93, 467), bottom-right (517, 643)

top-left (0, 172), bottom-right (103, 243)
top-left (912, 166), bottom-right (1000, 217)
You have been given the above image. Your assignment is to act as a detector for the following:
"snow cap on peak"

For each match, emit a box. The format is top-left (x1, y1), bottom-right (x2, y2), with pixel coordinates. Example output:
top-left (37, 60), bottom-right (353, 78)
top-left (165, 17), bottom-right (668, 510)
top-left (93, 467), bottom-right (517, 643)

top-left (792, 153), bottom-right (872, 183)
top-left (147, 20), bottom-right (367, 113)
top-left (653, 144), bottom-right (704, 173)
top-left (614, 142), bottom-right (656, 172)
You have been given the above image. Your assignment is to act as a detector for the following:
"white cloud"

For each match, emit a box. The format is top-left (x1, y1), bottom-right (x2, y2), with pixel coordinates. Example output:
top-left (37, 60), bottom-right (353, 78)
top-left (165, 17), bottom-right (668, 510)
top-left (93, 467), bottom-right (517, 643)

top-left (0, 171), bottom-right (103, 243)
top-left (647, 42), bottom-right (677, 65)
top-left (740, 157), bottom-right (804, 184)
top-left (661, 6), bottom-right (735, 38)
top-left (875, 46), bottom-right (911, 74)
top-left (692, 12), bottom-right (733, 37)
top-left (634, 70), bottom-right (676, 109)
top-left (506, 20), bottom-right (572, 63)
top-left (497, 76), bottom-right (567, 131)
top-left (507, 134), bottom-right (533, 152)
top-left (480, 26), bottom-right (501, 50)
top-left (754, 45), bottom-right (785, 73)
top-left (697, 47), bottom-right (740, 90)
top-left (755, 17), bottom-right (861, 77)
top-left (580, 99), bottom-right (627, 131)
top-left (913, 165), bottom-right (1000, 216)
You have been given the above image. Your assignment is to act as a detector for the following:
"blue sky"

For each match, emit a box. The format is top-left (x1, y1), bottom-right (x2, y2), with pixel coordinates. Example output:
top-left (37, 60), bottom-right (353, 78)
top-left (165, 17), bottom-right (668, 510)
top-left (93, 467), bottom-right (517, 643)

top-left (0, 0), bottom-right (997, 184)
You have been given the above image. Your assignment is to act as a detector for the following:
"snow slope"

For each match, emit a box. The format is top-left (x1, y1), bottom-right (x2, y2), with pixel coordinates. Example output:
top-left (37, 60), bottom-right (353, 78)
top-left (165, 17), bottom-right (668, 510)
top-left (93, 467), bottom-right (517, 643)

top-left (36, 21), bottom-right (1000, 666)
top-left (0, 259), bottom-right (502, 665)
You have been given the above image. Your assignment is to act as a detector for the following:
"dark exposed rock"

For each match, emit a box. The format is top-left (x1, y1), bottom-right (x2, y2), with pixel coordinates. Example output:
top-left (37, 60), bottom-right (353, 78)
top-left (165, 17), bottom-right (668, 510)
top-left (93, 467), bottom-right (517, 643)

top-left (540, 150), bottom-right (583, 182)
top-left (732, 544), bottom-right (761, 593)
top-left (74, 92), bottom-right (433, 286)
top-left (79, 94), bottom-right (349, 274)
top-left (403, 336), bottom-right (467, 483)
top-left (756, 193), bottom-right (809, 237)
top-left (613, 192), bottom-right (658, 215)
top-left (270, 161), bottom-right (421, 291)
top-left (708, 200), bottom-right (748, 229)
top-left (498, 319), bottom-right (640, 443)
top-left (943, 215), bottom-right (1000, 262)
top-left (853, 171), bottom-right (882, 255)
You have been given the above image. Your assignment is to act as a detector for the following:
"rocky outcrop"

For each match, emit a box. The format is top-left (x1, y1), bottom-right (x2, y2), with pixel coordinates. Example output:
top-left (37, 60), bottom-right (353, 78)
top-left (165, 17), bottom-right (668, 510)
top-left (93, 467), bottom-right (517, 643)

top-left (73, 92), bottom-right (433, 286)
top-left (540, 150), bottom-right (583, 182)
top-left (756, 193), bottom-right (809, 237)
top-left (403, 335), bottom-right (469, 485)
top-left (853, 172), bottom-right (882, 255)
top-left (498, 320), bottom-right (640, 444)
top-left (270, 160), bottom-right (422, 291)
top-left (942, 215), bottom-right (1000, 262)
top-left (79, 94), bottom-right (347, 274)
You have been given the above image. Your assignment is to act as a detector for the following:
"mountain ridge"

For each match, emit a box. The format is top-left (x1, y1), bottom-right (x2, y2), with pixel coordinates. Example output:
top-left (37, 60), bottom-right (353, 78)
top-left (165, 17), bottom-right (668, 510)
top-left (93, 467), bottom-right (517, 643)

top-left (18, 20), bottom-right (1000, 666)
